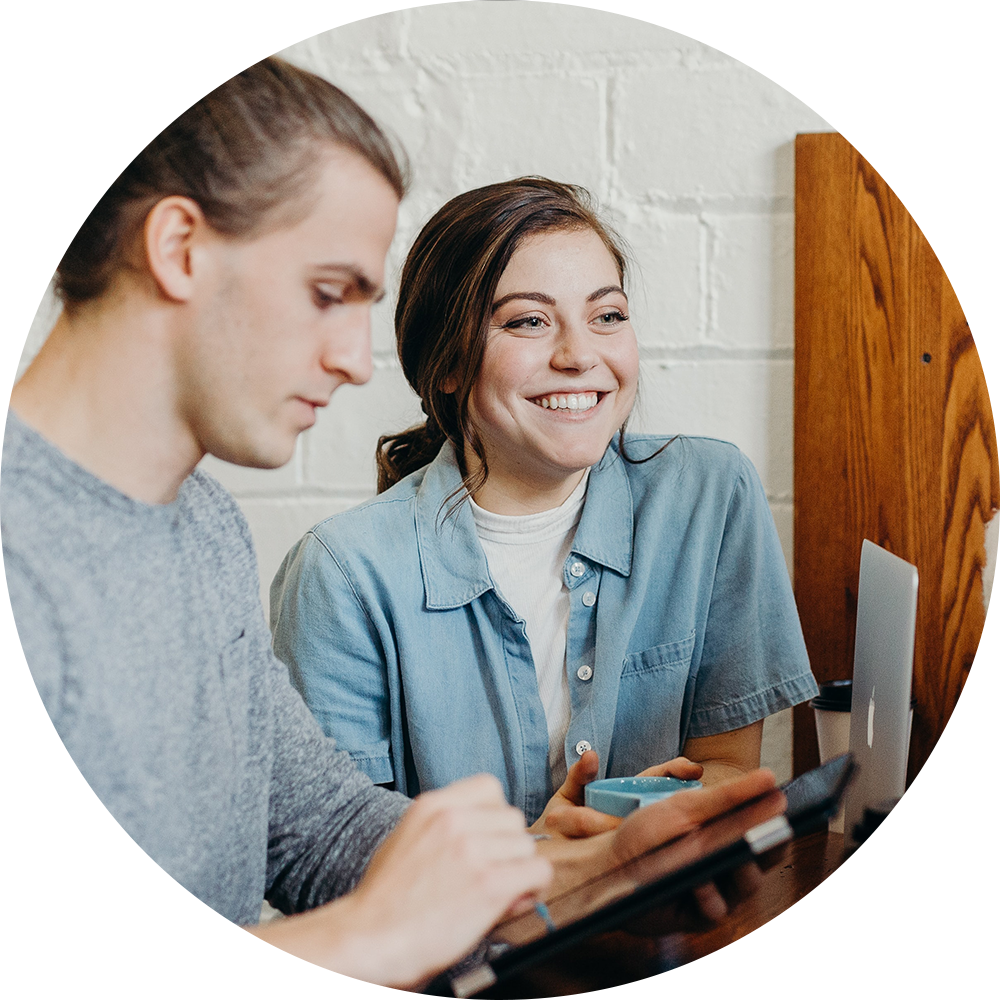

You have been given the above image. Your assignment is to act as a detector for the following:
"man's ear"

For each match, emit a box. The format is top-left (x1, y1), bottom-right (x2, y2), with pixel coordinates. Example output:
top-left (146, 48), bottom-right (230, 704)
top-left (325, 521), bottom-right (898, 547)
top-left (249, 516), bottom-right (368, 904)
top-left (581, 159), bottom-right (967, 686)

top-left (143, 196), bottom-right (207, 303)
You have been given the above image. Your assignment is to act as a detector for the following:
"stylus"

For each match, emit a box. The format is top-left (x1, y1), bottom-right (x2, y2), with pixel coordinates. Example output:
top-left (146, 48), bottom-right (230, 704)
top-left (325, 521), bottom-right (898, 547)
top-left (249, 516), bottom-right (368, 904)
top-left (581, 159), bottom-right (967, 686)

top-left (534, 901), bottom-right (557, 933)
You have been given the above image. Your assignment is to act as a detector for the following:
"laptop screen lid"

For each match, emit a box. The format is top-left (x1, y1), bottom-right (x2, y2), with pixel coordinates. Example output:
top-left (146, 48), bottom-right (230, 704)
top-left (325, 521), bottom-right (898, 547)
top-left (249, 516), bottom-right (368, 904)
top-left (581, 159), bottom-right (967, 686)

top-left (842, 539), bottom-right (918, 849)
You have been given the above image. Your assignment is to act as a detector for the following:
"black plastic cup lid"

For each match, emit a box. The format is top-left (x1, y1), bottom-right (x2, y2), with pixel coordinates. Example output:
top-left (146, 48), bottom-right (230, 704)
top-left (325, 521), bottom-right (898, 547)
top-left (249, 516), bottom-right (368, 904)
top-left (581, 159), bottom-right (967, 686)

top-left (810, 678), bottom-right (852, 712)
top-left (854, 797), bottom-right (1000, 847)
top-left (810, 678), bottom-right (916, 712)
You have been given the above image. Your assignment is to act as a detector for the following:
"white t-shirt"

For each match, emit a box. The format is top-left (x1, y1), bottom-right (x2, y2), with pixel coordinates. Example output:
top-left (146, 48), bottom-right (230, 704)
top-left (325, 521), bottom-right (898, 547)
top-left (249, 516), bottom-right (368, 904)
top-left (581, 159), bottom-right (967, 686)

top-left (469, 472), bottom-right (589, 789)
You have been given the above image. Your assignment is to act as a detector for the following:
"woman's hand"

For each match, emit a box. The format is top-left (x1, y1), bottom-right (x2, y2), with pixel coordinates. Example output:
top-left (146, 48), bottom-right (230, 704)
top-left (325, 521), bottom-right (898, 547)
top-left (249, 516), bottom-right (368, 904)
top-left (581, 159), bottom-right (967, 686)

top-left (841, 852), bottom-right (1000, 1000)
top-left (529, 751), bottom-right (704, 838)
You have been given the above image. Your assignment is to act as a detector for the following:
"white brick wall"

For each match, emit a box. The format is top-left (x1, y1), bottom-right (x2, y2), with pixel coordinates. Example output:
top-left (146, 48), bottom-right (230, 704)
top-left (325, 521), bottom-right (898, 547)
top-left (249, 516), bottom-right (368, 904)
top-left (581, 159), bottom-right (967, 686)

top-left (20, 2), bottom-right (833, 783)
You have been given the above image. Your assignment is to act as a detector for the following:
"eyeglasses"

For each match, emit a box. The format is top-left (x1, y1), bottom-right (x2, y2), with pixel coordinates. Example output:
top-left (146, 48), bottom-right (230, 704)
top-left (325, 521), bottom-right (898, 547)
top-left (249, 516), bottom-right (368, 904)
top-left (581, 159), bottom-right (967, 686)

top-left (965, 301), bottom-right (1000, 368)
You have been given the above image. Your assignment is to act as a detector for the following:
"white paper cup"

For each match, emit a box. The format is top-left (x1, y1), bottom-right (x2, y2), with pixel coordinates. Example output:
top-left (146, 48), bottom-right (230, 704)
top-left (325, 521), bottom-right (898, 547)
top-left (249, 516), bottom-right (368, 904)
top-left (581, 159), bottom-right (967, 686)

top-left (815, 707), bottom-right (852, 764)
top-left (811, 680), bottom-right (852, 833)
top-left (811, 680), bottom-right (916, 835)
top-left (854, 798), bottom-right (997, 909)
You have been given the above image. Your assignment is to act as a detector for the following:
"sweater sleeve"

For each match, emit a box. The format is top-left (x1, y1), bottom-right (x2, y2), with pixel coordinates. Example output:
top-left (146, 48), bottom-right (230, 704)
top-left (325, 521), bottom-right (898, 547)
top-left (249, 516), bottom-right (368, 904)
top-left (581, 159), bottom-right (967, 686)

top-left (0, 540), bottom-right (216, 1000)
top-left (262, 631), bottom-right (410, 914)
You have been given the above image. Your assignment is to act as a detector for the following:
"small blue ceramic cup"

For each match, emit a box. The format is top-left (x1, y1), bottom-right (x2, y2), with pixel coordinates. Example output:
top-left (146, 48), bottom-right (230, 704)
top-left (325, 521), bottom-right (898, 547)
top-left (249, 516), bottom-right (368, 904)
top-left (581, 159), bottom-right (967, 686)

top-left (584, 776), bottom-right (703, 818)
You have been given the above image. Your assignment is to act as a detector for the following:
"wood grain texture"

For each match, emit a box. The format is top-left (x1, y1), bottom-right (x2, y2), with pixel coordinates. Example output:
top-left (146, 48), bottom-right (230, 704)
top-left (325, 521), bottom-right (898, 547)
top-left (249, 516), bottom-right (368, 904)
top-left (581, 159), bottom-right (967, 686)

top-left (793, 133), bottom-right (998, 780)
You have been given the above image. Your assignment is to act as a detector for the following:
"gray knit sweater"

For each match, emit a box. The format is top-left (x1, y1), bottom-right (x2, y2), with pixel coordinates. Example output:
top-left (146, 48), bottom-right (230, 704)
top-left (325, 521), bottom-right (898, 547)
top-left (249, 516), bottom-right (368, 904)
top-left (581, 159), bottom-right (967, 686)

top-left (1, 411), bottom-right (409, 925)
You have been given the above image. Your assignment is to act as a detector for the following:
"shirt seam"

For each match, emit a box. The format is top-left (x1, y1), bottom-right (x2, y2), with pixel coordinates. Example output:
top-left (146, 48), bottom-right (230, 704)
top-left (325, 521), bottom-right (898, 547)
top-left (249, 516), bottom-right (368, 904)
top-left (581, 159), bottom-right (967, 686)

top-left (687, 669), bottom-right (819, 731)
top-left (303, 530), bottom-right (383, 640)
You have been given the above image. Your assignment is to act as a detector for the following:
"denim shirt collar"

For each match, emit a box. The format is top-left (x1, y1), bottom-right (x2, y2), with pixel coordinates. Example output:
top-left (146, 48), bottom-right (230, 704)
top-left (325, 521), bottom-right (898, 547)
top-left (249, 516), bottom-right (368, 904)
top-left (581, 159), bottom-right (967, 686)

top-left (415, 441), bottom-right (633, 610)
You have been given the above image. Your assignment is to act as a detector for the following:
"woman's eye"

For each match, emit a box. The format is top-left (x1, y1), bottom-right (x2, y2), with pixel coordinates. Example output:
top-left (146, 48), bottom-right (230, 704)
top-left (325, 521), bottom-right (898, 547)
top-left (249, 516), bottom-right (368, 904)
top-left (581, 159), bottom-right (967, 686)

top-left (593, 309), bottom-right (629, 326)
top-left (504, 315), bottom-right (546, 330)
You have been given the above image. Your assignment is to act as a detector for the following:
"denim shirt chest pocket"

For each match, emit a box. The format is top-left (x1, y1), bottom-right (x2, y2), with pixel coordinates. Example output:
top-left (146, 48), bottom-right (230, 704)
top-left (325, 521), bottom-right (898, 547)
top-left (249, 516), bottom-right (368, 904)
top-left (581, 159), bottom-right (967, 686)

top-left (608, 631), bottom-right (697, 775)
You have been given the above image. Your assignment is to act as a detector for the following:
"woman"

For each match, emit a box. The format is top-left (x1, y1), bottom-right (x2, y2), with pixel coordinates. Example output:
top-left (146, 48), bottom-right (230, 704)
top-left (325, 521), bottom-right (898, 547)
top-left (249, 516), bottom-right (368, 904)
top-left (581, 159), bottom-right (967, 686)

top-left (271, 177), bottom-right (818, 829)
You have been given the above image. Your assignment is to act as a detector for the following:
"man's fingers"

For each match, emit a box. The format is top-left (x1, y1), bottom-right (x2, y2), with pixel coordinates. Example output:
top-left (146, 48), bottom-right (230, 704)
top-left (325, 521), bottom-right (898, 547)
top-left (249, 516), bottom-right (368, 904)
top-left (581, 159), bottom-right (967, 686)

top-left (725, 860), bottom-right (764, 902)
top-left (646, 768), bottom-right (779, 827)
top-left (420, 772), bottom-right (510, 809)
top-left (692, 882), bottom-right (728, 923)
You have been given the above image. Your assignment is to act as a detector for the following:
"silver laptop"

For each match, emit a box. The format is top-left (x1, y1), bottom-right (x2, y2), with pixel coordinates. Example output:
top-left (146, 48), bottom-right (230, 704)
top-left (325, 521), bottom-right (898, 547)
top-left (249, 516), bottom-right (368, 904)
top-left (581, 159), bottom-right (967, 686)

top-left (842, 539), bottom-right (919, 849)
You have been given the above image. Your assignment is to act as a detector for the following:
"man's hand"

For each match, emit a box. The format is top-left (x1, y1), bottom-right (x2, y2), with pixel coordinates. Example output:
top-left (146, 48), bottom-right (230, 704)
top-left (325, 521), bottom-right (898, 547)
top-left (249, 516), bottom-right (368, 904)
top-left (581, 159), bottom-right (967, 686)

top-left (539, 768), bottom-right (784, 932)
top-left (841, 852), bottom-right (1000, 1000)
top-left (344, 774), bottom-right (553, 984)
top-left (198, 775), bottom-right (552, 1000)
top-left (609, 767), bottom-right (779, 865)
top-left (530, 750), bottom-right (704, 838)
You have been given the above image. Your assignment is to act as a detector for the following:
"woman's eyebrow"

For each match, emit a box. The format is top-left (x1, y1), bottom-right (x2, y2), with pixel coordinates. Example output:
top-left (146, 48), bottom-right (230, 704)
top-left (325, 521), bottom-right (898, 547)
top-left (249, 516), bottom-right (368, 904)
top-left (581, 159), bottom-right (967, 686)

top-left (587, 285), bottom-right (627, 302)
top-left (491, 291), bottom-right (556, 313)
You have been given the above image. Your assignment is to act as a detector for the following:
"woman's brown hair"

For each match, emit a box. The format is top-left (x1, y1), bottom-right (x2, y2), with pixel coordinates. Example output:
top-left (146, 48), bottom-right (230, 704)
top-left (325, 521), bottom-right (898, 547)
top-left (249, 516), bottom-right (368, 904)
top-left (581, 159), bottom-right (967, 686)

top-left (377, 177), bottom-right (632, 499)
top-left (56, 56), bottom-right (407, 308)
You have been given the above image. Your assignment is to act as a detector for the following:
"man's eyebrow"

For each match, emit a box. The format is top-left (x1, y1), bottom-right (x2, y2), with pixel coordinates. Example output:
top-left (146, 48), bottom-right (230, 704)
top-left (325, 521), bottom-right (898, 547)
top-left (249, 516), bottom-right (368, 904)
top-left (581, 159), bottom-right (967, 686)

top-left (491, 291), bottom-right (556, 313)
top-left (315, 264), bottom-right (385, 301)
top-left (587, 285), bottom-right (627, 302)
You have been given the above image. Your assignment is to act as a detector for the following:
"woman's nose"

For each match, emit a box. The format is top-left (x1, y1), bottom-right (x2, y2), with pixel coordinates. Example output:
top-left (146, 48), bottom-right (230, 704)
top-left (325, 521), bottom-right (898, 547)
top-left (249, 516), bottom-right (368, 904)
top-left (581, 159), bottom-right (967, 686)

top-left (551, 322), bottom-right (598, 373)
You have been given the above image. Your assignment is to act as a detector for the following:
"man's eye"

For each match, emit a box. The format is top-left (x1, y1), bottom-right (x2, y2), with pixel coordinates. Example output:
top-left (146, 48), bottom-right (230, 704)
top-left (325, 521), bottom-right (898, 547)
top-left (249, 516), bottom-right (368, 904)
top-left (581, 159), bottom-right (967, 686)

top-left (313, 284), bottom-right (346, 308)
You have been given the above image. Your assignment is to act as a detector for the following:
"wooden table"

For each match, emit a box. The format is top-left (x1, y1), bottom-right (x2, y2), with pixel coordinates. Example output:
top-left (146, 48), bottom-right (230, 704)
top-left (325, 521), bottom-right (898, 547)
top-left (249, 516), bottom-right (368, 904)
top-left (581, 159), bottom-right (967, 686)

top-left (482, 832), bottom-right (851, 1000)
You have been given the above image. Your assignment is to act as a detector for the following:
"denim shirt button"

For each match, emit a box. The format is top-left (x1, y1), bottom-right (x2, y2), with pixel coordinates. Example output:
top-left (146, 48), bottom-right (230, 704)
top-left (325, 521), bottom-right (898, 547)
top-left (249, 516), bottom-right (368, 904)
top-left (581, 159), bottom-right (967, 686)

top-left (570, 561), bottom-right (586, 577)
top-left (581, 591), bottom-right (597, 607)
top-left (575, 740), bottom-right (592, 756)
top-left (576, 664), bottom-right (593, 681)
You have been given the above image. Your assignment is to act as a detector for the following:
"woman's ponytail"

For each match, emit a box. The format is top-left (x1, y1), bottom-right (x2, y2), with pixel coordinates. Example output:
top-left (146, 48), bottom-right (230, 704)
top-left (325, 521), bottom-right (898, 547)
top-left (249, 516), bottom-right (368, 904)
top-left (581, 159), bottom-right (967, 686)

top-left (376, 420), bottom-right (448, 493)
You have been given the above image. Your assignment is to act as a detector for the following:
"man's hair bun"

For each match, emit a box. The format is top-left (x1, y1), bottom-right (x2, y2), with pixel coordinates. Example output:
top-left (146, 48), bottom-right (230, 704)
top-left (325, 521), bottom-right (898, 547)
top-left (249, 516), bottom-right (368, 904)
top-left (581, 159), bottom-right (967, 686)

top-left (83, 0), bottom-right (201, 59)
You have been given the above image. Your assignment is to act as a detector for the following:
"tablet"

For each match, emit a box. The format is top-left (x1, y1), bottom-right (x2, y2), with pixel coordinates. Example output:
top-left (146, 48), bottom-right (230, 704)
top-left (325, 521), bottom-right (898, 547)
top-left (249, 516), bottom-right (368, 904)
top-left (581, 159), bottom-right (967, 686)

top-left (436, 754), bottom-right (855, 997)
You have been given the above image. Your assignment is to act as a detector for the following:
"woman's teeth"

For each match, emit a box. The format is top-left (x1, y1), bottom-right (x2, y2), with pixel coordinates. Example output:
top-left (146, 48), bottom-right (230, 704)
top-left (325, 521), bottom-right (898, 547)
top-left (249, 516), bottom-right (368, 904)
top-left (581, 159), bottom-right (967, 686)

top-left (533, 392), bottom-right (600, 411)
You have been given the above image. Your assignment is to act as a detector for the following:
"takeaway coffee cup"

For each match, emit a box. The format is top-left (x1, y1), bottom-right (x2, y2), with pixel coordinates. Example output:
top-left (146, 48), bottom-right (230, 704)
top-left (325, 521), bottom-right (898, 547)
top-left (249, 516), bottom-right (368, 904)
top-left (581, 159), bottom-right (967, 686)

top-left (811, 679), bottom-right (916, 834)
top-left (811, 679), bottom-right (852, 833)
top-left (811, 679), bottom-right (853, 764)
top-left (854, 798), bottom-right (998, 909)
top-left (809, 678), bottom-right (917, 764)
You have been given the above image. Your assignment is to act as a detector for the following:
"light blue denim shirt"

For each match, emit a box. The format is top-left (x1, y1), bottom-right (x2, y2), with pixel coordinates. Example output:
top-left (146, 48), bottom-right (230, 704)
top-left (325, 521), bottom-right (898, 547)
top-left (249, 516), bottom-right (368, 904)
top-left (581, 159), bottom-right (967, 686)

top-left (271, 435), bottom-right (817, 823)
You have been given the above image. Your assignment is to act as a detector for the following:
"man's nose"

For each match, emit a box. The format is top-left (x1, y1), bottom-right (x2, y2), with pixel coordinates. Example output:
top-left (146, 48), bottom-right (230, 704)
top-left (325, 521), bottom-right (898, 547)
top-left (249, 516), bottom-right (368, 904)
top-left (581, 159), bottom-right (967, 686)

top-left (323, 308), bottom-right (374, 387)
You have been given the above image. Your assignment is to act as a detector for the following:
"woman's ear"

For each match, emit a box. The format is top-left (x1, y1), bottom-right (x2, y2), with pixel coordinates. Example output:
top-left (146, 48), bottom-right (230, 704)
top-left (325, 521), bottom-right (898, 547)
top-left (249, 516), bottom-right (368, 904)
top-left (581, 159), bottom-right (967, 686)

top-left (441, 374), bottom-right (459, 393)
top-left (143, 196), bottom-right (207, 303)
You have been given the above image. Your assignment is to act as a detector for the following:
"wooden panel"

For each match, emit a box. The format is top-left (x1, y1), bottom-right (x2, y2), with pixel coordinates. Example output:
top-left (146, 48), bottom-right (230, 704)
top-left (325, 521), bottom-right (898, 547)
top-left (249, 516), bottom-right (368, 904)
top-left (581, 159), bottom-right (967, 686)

top-left (793, 132), bottom-right (998, 780)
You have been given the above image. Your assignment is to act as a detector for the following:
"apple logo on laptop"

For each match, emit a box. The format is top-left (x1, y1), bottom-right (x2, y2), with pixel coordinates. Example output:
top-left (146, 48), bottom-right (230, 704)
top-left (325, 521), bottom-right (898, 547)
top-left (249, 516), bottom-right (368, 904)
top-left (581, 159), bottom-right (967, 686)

top-left (867, 685), bottom-right (876, 748)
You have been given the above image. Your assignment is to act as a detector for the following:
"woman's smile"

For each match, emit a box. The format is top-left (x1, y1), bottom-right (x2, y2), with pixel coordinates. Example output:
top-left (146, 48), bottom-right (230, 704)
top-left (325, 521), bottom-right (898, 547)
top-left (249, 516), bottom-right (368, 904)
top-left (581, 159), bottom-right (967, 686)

top-left (529, 391), bottom-right (602, 411)
top-left (466, 226), bottom-right (639, 512)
